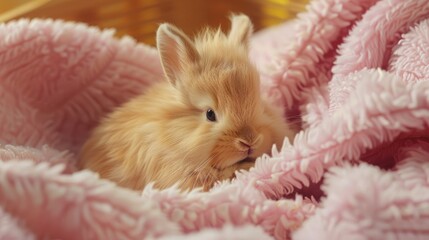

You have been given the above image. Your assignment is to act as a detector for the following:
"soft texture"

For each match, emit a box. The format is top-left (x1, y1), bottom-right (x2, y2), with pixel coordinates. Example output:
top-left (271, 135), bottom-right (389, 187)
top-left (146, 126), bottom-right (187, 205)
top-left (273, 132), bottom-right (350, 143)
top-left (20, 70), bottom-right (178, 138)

top-left (1, 0), bottom-right (429, 239)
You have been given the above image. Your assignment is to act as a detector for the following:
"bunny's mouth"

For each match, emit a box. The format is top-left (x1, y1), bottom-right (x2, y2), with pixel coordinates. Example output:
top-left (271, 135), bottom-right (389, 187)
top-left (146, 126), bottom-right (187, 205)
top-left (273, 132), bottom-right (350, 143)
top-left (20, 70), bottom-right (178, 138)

top-left (239, 157), bottom-right (255, 163)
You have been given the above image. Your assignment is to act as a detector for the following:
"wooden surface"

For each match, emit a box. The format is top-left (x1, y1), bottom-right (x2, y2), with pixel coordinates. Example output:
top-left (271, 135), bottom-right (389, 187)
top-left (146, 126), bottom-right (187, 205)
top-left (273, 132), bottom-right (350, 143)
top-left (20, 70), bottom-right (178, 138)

top-left (0, 0), bottom-right (309, 46)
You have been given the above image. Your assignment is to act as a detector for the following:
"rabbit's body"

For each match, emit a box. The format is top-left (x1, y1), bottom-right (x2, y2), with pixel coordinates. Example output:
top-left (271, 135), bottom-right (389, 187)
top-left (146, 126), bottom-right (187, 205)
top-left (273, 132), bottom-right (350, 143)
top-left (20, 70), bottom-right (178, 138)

top-left (79, 14), bottom-right (296, 191)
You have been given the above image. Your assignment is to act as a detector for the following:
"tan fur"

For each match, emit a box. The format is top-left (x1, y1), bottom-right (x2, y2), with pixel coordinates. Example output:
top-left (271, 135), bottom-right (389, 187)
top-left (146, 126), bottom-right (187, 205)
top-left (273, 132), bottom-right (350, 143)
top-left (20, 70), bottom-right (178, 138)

top-left (78, 14), bottom-right (296, 192)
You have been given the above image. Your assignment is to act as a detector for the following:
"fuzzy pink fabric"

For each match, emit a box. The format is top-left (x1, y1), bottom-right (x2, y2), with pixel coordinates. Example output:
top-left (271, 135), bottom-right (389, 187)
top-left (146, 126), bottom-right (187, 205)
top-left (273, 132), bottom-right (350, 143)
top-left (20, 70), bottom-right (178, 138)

top-left (1, 0), bottom-right (429, 239)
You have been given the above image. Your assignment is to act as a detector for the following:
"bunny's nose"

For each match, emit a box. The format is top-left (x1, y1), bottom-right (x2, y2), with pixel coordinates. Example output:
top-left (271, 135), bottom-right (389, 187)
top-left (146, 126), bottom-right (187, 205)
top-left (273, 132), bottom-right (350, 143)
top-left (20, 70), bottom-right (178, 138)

top-left (237, 139), bottom-right (254, 155)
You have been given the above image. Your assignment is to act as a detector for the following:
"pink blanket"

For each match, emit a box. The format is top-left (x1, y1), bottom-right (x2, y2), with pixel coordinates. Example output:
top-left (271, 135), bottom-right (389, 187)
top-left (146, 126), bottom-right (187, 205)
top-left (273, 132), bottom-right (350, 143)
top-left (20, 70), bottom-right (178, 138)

top-left (1, 0), bottom-right (429, 239)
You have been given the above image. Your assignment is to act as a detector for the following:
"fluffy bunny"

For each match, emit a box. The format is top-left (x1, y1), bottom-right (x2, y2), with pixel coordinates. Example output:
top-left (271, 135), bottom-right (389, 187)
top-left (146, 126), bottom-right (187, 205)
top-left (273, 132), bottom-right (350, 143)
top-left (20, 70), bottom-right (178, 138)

top-left (78, 14), bottom-right (296, 191)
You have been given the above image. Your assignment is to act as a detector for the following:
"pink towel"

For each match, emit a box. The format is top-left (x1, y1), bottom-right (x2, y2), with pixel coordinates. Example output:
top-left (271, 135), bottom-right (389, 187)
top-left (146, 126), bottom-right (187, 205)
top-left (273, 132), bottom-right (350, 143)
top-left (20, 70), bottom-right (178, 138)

top-left (1, 0), bottom-right (429, 239)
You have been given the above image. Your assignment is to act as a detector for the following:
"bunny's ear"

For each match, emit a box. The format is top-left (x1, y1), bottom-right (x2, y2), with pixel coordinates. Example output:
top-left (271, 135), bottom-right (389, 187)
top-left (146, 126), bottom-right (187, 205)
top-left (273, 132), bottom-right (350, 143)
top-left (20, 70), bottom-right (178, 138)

top-left (228, 14), bottom-right (254, 47)
top-left (156, 23), bottom-right (199, 86)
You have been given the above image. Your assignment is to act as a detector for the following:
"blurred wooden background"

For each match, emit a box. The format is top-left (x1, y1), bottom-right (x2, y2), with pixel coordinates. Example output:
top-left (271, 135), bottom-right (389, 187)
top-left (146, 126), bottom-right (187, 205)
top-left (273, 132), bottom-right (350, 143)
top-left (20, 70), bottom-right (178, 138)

top-left (0, 0), bottom-right (309, 46)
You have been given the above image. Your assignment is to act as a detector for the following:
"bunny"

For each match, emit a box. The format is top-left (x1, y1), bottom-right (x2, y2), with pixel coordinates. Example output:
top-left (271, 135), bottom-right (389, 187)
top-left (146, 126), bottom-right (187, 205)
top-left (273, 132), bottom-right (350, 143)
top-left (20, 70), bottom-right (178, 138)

top-left (78, 14), bottom-right (296, 191)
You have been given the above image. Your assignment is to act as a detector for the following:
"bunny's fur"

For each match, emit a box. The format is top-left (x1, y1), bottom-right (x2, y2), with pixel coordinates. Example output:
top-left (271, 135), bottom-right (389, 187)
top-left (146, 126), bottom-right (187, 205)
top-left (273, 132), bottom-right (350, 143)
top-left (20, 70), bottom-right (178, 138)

top-left (78, 14), bottom-right (296, 191)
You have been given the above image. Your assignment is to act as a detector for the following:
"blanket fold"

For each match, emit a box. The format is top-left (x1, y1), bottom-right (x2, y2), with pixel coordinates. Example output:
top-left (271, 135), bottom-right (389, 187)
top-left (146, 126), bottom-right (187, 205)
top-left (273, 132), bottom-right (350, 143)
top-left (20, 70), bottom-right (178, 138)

top-left (1, 0), bottom-right (429, 239)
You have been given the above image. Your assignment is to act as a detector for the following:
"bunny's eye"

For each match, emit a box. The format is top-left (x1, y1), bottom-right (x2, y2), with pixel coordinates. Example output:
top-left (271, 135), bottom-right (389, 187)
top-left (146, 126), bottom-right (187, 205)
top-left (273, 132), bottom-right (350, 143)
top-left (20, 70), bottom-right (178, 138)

top-left (206, 108), bottom-right (217, 122)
